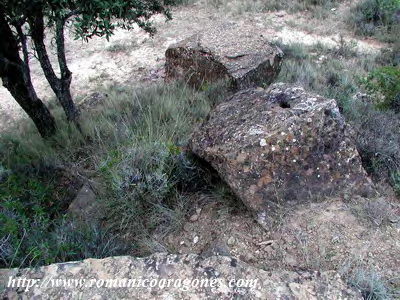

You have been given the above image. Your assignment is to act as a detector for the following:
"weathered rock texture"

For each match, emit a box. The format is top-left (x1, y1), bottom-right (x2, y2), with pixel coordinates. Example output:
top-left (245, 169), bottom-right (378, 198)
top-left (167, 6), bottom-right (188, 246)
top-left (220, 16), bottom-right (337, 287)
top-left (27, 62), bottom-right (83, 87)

top-left (190, 83), bottom-right (374, 226)
top-left (165, 23), bottom-right (283, 90)
top-left (1, 253), bottom-right (361, 299)
top-left (67, 183), bottom-right (98, 220)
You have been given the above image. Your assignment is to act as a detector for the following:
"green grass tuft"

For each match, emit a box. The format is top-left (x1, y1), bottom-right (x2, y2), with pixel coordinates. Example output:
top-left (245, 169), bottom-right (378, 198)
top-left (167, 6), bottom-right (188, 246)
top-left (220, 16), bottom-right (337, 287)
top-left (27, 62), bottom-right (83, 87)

top-left (349, 268), bottom-right (393, 300)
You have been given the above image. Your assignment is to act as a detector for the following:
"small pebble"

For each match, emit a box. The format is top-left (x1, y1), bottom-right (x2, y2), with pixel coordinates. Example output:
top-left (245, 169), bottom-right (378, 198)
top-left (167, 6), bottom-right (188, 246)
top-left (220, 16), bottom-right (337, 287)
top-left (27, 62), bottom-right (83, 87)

top-left (189, 214), bottom-right (199, 222)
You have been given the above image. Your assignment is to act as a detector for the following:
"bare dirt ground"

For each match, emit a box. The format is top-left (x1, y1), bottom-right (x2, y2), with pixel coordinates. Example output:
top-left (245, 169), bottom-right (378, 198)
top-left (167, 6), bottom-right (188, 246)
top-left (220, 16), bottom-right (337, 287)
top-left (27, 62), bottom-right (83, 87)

top-left (0, 0), bottom-right (384, 133)
top-left (164, 194), bottom-right (400, 286)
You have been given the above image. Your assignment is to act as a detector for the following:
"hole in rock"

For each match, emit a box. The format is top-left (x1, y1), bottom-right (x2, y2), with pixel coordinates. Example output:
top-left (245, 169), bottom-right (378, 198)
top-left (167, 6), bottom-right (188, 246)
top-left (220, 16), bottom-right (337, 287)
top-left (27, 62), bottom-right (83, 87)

top-left (279, 101), bottom-right (291, 109)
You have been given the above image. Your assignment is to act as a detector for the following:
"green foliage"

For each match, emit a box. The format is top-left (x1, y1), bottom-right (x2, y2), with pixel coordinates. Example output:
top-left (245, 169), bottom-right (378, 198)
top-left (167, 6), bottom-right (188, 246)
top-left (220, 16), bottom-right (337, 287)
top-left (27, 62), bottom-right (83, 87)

top-left (64, 0), bottom-right (171, 40)
top-left (349, 0), bottom-right (400, 40)
top-left (0, 174), bottom-right (56, 232)
top-left (0, 170), bottom-right (126, 268)
top-left (390, 171), bottom-right (400, 196)
top-left (362, 66), bottom-right (400, 111)
top-left (1, 0), bottom-right (172, 40)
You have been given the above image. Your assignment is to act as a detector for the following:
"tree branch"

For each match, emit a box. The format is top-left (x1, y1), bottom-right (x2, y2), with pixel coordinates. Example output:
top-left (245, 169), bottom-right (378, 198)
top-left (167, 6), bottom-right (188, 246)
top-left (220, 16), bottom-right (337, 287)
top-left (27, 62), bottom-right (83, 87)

top-left (0, 56), bottom-right (23, 74)
top-left (28, 6), bottom-right (61, 93)
top-left (55, 18), bottom-right (71, 81)
top-left (15, 24), bottom-right (31, 74)
top-left (63, 9), bottom-right (80, 21)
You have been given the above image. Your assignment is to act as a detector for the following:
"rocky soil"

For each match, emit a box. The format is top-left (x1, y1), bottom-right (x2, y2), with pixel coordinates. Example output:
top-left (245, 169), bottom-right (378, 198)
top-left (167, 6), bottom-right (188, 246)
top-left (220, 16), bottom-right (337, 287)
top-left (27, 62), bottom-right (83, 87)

top-left (164, 195), bottom-right (400, 282)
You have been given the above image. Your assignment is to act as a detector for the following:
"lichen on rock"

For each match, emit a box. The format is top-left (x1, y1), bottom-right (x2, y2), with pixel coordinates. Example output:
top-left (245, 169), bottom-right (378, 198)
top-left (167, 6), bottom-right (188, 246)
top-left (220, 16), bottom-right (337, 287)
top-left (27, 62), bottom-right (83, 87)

top-left (0, 253), bottom-right (362, 299)
top-left (190, 83), bottom-right (375, 227)
top-left (165, 23), bottom-right (283, 90)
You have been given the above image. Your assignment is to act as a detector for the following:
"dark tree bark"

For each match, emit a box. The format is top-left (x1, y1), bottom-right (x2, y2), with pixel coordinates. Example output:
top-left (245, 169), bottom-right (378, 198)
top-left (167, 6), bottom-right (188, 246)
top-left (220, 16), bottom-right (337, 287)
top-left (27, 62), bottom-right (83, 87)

top-left (0, 10), bottom-right (56, 138)
top-left (28, 6), bottom-right (80, 123)
top-left (55, 18), bottom-right (79, 122)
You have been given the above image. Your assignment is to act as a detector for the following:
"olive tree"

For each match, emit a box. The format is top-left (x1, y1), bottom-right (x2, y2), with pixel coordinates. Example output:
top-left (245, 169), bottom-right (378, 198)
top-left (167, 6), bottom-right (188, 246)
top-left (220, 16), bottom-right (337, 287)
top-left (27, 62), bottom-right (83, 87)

top-left (0, 0), bottom-right (171, 137)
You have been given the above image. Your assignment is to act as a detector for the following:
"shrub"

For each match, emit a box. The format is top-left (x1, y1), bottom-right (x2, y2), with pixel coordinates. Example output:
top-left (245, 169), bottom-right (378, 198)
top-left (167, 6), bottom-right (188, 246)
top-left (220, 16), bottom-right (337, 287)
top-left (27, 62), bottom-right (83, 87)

top-left (349, 0), bottom-right (400, 39)
top-left (375, 43), bottom-right (400, 66)
top-left (390, 170), bottom-right (400, 195)
top-left (94, 84), bottom-right (215, 254)
top-left (362, 66), bottom-right (400, 112)
top-left (348, 268), bottom-right (392, 300)
top-left (351, 100), bottom-right (400, 182)
top-left (101, 143), bottom-right (200, 252)
top-left (51, 221), bottom-right (128, 263)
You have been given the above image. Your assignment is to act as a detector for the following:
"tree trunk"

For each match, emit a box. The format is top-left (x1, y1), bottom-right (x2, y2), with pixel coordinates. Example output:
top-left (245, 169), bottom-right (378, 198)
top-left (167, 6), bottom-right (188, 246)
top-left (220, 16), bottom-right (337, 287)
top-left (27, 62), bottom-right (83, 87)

top-left (55, 19), bottom-right (80, 122)
top-left (0, 10), bottom-right (56, 138)
top-left (1, 70), bottom-right (57, 138)
top-left (28, 8), bottom-right (79, 122)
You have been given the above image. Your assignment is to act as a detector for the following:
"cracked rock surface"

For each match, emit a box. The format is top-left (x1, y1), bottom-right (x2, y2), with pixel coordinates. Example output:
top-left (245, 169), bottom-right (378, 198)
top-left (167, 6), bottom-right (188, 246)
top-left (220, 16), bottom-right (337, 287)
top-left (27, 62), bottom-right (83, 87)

top-left (165, 23), bottom-right (283, 90)
top-left (190, 83), bottom-right (374, 226)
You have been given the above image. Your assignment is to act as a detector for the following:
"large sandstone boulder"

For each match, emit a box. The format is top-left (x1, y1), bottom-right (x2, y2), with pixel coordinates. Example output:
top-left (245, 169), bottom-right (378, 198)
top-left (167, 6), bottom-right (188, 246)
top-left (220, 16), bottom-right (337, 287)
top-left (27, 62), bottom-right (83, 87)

top-left (165, 23), bottom-right (283, 90)
top-left (1, 253), bottom-right (361, 299)
top-left (190, 83), bottom-right (374, 226)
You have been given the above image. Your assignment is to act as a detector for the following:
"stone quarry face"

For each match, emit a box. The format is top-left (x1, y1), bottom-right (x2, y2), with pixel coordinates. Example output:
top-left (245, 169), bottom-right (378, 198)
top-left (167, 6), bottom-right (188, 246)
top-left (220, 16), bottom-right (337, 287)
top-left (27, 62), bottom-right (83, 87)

top-left (165, 23), bottom-right (283, 90)
top-left (1, 253), bottom-right (362, 299)
top-left (190, 83), bottom-right (374, 226)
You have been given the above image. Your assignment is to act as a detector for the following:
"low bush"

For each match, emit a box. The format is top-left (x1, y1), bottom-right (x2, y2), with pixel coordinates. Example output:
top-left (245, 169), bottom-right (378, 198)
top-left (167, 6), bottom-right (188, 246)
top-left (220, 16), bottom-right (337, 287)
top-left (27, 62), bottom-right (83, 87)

top-left (92, 84), bottom-right (215, 254)
top-left (101, 143), bottom-right (204, 253)
top-left (348, 0), bottom-right (400, 41)
top-left (348, 268), bottom-right (392, 300)
top-left (350, 100), bottom-right (400, 183)
top-left (362, 66), bottom-right (400, 112)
